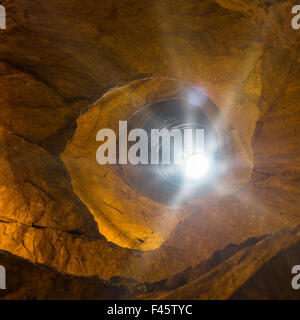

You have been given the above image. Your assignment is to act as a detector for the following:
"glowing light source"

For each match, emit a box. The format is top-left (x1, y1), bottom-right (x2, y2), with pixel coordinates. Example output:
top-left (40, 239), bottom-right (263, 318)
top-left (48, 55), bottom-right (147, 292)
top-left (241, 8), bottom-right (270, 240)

top-left (184, 153), bottom-right (210, 180)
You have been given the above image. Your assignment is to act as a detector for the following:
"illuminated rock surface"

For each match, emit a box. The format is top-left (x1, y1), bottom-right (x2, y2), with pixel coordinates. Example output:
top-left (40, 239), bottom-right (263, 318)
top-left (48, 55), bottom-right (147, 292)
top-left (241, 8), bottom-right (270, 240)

top-left (1, 224), bottom-right (300, 299)
top-left (0, 0), bottom-right (299, 299)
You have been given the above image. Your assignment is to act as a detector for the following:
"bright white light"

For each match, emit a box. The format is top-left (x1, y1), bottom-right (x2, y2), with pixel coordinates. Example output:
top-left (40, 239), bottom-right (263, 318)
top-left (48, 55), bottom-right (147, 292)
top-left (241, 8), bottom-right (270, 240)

top-left (184, 154), bottom-right (210, 179)
top-left (187, 90), bottom-right (206, 107)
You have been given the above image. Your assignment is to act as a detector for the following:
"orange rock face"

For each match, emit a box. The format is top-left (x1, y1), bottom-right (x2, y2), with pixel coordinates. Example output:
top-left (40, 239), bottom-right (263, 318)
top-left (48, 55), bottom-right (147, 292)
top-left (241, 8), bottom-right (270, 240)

top-left (0, 0), bottom-right (299, 299)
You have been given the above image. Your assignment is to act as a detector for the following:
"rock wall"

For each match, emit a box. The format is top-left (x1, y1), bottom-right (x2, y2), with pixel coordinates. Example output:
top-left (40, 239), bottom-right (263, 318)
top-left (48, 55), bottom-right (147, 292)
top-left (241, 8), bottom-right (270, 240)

top-left (0, 0), bottom-right (299, 298)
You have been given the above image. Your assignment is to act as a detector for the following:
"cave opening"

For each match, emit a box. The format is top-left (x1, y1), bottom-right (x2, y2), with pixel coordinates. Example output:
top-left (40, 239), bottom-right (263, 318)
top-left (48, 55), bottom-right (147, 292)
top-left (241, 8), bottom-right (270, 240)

top-left (119, 98), bottom-right (226, 205)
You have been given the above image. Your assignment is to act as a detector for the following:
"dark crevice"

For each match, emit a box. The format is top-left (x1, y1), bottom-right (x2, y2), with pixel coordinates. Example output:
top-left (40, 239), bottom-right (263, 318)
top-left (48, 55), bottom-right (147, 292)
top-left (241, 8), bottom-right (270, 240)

top-left (31, 224), bottom-right (46, 230)
top-left (0, 217), bottom-right (88, 239)
top-left (67, 230), bottom-right (83, 236)
top-left (102, 201), bottom-right (124, 215)
top-left (128, 234), bottom-right (267, 297)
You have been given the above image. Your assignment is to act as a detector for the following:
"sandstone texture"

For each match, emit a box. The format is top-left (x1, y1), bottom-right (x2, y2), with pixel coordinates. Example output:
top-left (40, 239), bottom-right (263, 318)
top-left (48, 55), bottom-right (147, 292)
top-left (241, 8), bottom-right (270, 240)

top-left (0, 0), bottom-right (299, 299)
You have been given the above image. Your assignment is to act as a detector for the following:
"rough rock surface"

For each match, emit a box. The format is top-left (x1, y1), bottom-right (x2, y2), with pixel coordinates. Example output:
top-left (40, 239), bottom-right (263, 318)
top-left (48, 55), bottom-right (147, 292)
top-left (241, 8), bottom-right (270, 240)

top-left (134, 223), bottom-right (300, 299)
top-left (0, 249), bottom-right (126, 299)
top-left (1, 224), bottom-right (300, 299)
top-left (0, 0), bottom-right (299, 298)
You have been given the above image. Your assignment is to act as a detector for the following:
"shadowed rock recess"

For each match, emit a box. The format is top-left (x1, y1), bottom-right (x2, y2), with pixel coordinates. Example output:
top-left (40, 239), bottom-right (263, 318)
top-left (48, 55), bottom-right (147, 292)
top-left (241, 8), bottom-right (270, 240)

top-left (0, 0), bottom-right (299, 299)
